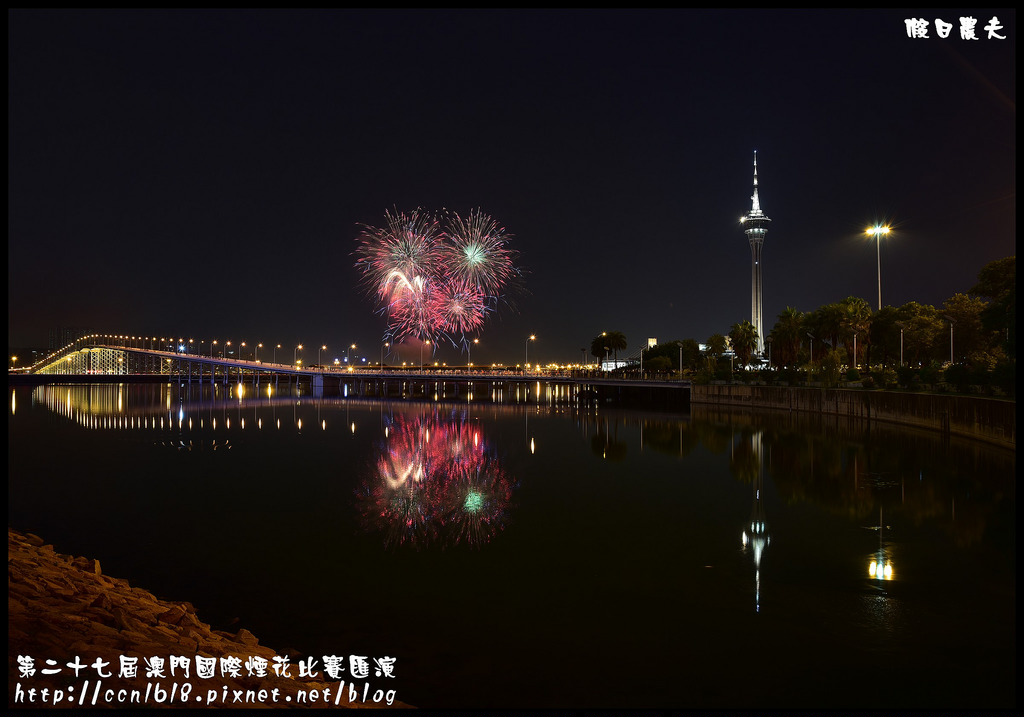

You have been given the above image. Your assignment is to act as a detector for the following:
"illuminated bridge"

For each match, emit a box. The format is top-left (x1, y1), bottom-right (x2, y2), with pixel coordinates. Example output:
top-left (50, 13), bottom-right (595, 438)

top-left (10, 334), bottom-right (691, 409)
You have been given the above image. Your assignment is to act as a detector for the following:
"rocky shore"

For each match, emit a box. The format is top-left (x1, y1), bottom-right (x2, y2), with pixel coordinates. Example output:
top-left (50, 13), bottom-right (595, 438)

top-left (8, 529), bottom-right (409, 710)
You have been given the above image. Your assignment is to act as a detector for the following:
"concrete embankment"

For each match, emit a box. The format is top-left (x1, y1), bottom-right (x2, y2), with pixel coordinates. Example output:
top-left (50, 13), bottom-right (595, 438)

top-left (690, 384), bottom-right (1015, 449)
top-left (8, 529), bottom-right (410, 710)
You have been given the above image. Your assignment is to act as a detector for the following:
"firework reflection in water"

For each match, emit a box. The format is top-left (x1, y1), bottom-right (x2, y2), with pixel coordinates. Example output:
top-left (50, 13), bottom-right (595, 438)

top-left (354, 207), bottom-right (520, 349)
top-left (357, 411), bottom-right (516, 549)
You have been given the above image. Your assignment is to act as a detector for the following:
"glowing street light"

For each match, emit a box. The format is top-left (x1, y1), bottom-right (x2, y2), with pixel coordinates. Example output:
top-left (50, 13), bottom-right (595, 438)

top-left (525, 334), bottom-right (536, 374)
top-left (468, 338), bottom-right (479, 373)
top-left (420, 340), bottom-right (431, 370)
top-left (865, 225), bottom-right (891, 311)
top-left (347, 344), bottom-right (356, 364)
top-left (212, 340), bottom-right (218, 358)
top-left (274, 344), bottom-right (281, 364)
top-left (225, 340), bottom-right (232, 359)
top-left (256, 343), bottom-right (263, 363)
top-left (380, 342), bottom-right (390, 367)
top-left (294, 344), bottom-right (303, 366)
top-left (319, 344), bottom-right (327, 368)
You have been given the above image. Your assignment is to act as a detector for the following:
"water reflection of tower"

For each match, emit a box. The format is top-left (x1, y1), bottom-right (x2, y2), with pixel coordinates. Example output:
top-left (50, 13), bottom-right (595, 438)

top-left (740, 431), bottom-right (769, 612)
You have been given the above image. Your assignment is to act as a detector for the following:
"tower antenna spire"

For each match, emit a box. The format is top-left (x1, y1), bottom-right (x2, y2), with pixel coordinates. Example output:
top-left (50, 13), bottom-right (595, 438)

top-left (751, 150), bottom-right (762, 214)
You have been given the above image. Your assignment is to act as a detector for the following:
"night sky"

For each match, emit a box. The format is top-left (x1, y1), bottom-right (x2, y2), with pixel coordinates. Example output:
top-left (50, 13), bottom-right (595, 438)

top-left (8, 9), bottom-right (1016, 367)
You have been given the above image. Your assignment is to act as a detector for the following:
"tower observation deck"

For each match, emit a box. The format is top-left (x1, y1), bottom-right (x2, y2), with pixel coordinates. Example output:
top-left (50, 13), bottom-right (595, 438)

top-left (739, 151), bottom-right (770, 356)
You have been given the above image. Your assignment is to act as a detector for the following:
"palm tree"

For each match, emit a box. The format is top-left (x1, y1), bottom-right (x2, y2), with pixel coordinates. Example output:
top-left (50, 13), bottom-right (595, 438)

top-left (768, 307), bottom-right (804, 367)
top-left (705, 334), bottom-right (727, 359)
top-left (839, 296), bottom-right (872, 367)
top-left (729, 321), bottom-right (759, 367)
top-left (604, 331), bottom-right (627, 367)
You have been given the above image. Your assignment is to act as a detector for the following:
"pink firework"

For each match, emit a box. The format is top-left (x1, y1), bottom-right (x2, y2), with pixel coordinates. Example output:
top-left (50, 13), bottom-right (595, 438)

top-left (354, 206), bottom-right (521, 347)
top-left (429, 279), bottom-right (488, 335)
top-left (355, 207), bottom-right (443, 303)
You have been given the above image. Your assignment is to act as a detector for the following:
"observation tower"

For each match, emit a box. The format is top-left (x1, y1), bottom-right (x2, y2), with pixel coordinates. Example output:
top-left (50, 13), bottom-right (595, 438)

top-left (739, 151), bottom-right (771, 355)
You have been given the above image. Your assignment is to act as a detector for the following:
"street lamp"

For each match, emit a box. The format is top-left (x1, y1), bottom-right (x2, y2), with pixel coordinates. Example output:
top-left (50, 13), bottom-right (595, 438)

top-left (241, 342), bottom-right (247, 361)
top-left (468, 338), bottom-right (479, 373)
top-left (346, 344), bottom-right (355, 365)
top-left (294, 344), bottom-right (303, 366)
top-left (256, 343), bottom-right (263, 363)
top-left (419, 340), bottom-right (432, 370)
top-left (895, 321), bottom-right (905, 367)
top-left (225, 340), bottom-right (231, 359)
top-left (865, 225), bottom-right (891, 311)
top-left (807, 332), bottom-right (814, 365)
top-left (274, 344), bottom-right (281, 364)
top-left (380, 342), bottom-right (389, 368)
top-left (212, 340), bottom-right (218, 358)
top-left (319, 344), bottom-right (327, 368)
top-left (943, 315), bottom-right (955, 364)
top-left (525, 335), bottom-right (536, 374)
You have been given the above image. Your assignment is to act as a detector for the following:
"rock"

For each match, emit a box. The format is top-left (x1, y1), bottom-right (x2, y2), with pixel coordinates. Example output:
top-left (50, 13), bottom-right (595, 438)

top-left (236, 628), bottom-right (260, 647)
top-left (157, 606), bottom-right (186, 625)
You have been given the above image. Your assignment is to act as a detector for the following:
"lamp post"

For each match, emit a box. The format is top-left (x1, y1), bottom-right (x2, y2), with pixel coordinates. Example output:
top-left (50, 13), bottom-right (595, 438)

top-left (943, 315), bottom-right (955, 364)
top-left (346, 344), bottom-right (355, 365)
top-left (525, 335), bottom-right (535, 374)
top-left (225, 341), bottom-right (231, 359)
top-left (807, 332), bottom-right (814, 365)
top-left (381, 342), bottom-right (389, 368)
top-left (212, 340), bottom-right (217, 358)
top-left (274, 344), bottom-right (281, 365)
top-left (294, 344), bottom-right (303, 366)
top-left (241, 342), bottom-right (247, 361)
top-left (319, 344), bottom-right (327, 368)
top-left (865, 225), bottom-right (891, 311)
top-left (468, 338), bottom-right (479, 373)
top-left (895, 322), bottom-right (905, 367)
top-left (256, 343), bottom-right (262, 363)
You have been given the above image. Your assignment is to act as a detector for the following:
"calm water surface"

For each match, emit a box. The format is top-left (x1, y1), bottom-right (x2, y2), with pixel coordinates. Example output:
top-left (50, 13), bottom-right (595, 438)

top-left (7, 382), bottom-right (1016, 709)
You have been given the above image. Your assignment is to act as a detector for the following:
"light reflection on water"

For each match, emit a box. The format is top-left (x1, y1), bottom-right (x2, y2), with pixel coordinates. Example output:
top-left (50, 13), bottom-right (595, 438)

top-left (9, 383), bottom-right (1016, 709)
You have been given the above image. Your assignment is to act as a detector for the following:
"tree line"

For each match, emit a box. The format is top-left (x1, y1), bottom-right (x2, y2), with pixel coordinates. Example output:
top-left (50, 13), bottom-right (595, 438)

top-left (597, 256), bottom-right (1015, 394)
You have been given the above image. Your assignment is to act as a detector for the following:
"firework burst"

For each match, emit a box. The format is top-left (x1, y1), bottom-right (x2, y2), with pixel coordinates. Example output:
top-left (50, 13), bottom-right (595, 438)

top-left (354, 206), bottom-right (521, 349)
top-left (441, 208), bottom-right (518, 298)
